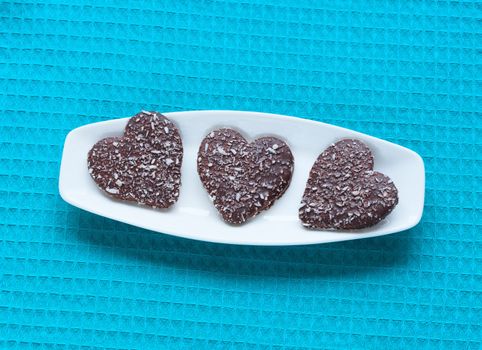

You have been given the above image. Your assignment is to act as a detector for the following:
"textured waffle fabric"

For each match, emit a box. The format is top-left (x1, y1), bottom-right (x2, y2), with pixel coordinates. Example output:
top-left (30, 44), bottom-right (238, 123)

top-left (1, 1), bottom-right (481, 349)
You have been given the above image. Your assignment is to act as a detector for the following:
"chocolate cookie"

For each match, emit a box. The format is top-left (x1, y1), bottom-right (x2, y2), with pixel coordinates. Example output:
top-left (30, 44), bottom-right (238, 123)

top-left (198, 128), bottom-right (294, 224)
top-left (299, 139), bottom-right (398, 229)
top-left (88, 111), bottom-right (183, 208)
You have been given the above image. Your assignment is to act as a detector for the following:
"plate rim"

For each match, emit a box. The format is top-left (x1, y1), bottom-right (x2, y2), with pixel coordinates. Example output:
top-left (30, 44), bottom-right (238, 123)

top-left (59, 110), bottom-right (425, 246)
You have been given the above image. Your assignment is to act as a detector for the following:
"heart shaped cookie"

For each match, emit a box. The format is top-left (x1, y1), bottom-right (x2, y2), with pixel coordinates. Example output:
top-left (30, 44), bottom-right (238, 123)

top-left (88, 111), bottom-right (183, 208)
top-left (197, 128), bottom-right (294, 224)
top-left (299, 139), bottom-right (398, 229)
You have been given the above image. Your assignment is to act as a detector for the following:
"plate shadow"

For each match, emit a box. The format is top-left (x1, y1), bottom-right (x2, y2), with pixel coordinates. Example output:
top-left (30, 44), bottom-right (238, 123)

top-left (74, 208), bottom-right (414, 279)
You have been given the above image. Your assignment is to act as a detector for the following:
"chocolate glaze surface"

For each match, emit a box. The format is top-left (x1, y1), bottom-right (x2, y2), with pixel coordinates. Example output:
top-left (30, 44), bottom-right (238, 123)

top-left (88, 111), bottom-right (183, 208)
top-left (299, 139), bottom-right (398, 229)
top-left (198, 128), bottom-right (294, 224)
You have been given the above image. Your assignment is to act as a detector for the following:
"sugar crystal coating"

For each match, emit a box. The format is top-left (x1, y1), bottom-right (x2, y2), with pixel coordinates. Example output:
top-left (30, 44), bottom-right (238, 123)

top-left (198, 128), bottom-right (294, 224)
top-left (299, 139), bottom-right (398, 229)
top-left (87, 111), bottom-right (183, 209)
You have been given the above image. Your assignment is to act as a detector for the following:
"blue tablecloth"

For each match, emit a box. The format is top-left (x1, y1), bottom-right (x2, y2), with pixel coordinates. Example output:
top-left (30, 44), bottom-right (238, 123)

top-left (1, 1), bottom-right (481, 349)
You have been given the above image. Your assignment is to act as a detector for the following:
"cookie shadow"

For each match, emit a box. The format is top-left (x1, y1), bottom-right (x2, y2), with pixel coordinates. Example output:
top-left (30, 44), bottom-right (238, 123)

top-left (75, 209), bottom-right (413, 279)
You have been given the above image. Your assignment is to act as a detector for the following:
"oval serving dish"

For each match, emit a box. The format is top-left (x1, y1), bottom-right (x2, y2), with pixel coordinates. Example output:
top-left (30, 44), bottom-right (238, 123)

top-left (59, 110), bottom-right (424, 246)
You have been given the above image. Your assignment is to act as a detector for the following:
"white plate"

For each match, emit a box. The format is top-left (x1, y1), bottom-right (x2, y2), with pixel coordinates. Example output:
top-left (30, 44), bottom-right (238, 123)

top-left (59, 110), bottom-right (425, 246)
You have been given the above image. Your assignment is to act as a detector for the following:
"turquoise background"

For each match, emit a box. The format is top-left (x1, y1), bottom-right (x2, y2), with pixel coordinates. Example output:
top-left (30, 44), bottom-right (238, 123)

top-left (1, 0), bottom-right (481, 349)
